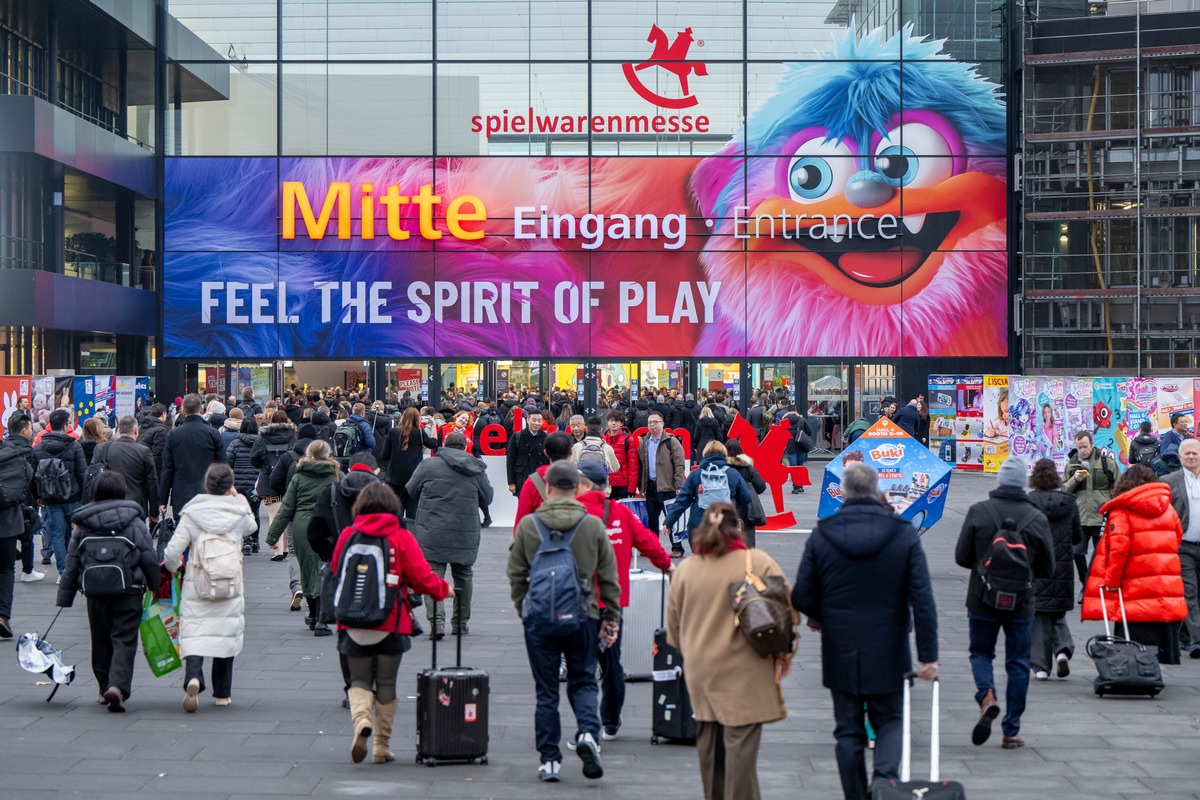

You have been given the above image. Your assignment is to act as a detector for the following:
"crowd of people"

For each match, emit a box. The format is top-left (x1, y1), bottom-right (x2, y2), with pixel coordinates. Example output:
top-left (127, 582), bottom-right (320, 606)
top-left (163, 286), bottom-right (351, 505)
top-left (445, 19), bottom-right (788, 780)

top-left (3, 382), bottom-right (1200, 799)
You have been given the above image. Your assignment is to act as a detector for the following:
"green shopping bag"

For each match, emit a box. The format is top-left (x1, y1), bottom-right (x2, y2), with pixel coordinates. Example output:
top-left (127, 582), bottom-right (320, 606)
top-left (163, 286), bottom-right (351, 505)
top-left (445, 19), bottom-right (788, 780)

top-left (140, 574), bottom-right (182, 677)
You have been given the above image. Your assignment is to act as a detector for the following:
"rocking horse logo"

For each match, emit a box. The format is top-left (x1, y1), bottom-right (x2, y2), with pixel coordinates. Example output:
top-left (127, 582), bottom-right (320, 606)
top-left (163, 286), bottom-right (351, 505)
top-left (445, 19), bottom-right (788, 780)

top-left (621, 25), bottom-right (708, 109)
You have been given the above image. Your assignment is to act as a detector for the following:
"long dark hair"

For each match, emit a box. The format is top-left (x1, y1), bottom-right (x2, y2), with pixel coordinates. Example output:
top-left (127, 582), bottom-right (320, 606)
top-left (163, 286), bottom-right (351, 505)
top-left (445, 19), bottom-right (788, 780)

top-left (399, 407), bottom-right (419, 451)
top-left (690, 503), bottom-right (744, 557)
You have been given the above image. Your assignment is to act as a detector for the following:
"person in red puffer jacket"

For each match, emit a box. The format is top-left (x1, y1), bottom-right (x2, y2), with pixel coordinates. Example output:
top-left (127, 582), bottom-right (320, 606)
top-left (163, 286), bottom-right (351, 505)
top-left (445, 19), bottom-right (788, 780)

top-left (332, 483), bottom-right (452, 764)
top-left (602, 412), bottom-right (640, 501)
top-left (576, 461), bottom-right (673, 741)
top-left (514, 431), bottom-right (575, 529)
top-left (1082, 464), bottom-right (1187, 664)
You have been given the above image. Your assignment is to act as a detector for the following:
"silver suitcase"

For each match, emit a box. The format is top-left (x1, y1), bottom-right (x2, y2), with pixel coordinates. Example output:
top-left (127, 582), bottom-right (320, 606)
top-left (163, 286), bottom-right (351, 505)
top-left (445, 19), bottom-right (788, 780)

top-left (623, 565), bottom-right (666, 681)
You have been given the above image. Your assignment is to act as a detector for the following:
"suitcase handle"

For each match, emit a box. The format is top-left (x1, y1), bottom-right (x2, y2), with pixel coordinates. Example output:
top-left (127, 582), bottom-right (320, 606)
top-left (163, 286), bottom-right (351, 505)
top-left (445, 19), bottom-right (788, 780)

top-left (1098, 586), bottom-right (1130, 639)
top-left (900, 673), bottom-right (939, 784)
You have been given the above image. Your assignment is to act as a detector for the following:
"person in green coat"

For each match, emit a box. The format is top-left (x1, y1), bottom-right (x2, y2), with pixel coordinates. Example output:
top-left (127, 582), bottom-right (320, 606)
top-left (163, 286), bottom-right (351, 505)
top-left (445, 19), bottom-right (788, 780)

top-left (267, 439), bottom-right (341, 636)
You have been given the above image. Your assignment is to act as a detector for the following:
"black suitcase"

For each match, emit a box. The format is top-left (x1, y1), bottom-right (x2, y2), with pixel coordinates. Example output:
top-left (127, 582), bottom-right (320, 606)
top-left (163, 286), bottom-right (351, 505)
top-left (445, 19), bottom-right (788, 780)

top-left (415, 592), bottom-right (489, 766)
top-left (650, 578), bottom-right (696, 745)
top-left (872, 676), bottom-right (966, 799)
top-left (1088, 587), bottom-right (1164, 698)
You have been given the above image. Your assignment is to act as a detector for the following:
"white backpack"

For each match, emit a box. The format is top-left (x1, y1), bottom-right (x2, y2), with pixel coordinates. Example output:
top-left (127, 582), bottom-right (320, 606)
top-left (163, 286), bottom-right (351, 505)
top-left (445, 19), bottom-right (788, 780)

top-left (192, 530), bottom-right (243, 600)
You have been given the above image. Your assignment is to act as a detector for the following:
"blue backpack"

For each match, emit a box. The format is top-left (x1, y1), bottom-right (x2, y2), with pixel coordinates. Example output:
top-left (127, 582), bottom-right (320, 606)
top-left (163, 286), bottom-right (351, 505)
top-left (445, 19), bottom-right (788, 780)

top-left (523, 516), bottom-right (590, 637)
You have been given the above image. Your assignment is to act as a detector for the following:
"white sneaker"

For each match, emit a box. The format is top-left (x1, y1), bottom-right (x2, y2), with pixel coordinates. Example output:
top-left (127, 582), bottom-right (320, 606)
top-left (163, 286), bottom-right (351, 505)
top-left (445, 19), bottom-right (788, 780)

top-left (1034, 670), bottom-right (1050, 681)
top-left (565, 738), bottom-right (601, 753)
top-left (55, 575), bottom-right (61, 585)
top-left (21, 570), bottom-right (45, 583)
top-left (537, 760), bottom-right (561, 782)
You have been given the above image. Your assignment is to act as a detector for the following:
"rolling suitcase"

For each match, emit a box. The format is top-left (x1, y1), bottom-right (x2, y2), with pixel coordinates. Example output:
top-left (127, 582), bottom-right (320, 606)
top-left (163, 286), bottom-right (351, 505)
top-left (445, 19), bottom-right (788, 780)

top-left (1087, 587), bottom-right (1164, 698)
top-left (651, 577), bottom-right (696, 744)
top-left (872, 676), bottom-right (966, 799)
top-left (416, 593), bottom-right (489, 766)
top-left (624, 565), bottom-right (664, 681)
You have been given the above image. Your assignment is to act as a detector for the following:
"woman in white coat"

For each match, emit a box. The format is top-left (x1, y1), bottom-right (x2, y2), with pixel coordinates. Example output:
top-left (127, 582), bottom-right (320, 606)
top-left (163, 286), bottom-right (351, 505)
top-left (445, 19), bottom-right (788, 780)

top-left (164, 464), bottom-right (257, 712)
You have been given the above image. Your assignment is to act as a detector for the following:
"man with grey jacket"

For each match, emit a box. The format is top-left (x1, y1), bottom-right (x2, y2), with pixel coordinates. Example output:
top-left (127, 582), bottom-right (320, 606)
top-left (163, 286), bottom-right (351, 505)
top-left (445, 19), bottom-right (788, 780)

top-left (406, 431), bottom-right (493, 639)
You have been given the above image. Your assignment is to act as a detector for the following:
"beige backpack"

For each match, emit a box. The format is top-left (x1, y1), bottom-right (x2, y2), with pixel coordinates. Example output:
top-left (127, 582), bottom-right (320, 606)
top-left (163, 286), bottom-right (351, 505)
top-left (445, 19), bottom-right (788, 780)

top-left (192, 529), bottom-right (243, 600)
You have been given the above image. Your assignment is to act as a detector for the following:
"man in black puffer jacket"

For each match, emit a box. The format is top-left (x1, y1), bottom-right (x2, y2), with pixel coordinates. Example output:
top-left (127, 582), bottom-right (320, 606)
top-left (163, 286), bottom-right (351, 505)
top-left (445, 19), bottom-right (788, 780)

top-left (136, 404), bottom-right (169, 469)
top-left (1027, 458), bottom-right (1083, 681)
top-left (33, 408), bottom-right (88, 579)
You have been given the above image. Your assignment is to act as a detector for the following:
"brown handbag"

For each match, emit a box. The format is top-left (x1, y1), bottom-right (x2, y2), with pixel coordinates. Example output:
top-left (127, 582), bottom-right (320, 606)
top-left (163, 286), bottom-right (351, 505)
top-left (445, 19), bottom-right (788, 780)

top-left (729, 550), bottom-right (797, 658)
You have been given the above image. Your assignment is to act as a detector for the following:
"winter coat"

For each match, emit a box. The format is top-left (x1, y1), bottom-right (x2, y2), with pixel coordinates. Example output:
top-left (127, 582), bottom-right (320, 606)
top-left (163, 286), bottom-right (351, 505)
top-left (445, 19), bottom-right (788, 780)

top-left (955, 487), bottom-right (1055, 617)
top-left (306, 468), bottom-right (381, 562)
top-left (248, 422), bottom-right (295, 498)
top-left (381, 426), bottom-right (440, 491)
top-left (33, 431), bottom-right (88, 504)
top-left (570, 435), bottom-right (620, 473)
top-left (1129, 432), bottom-right (1161, 465)
top-left (663, 454), bottom-right (754, 536)
top-left (514, 463), bottom-right (552, 527)
top-left (893, 404), bottom-right (920, 437)
top-left (266, 460), bottom-right (339, 595)
top-left (56, 500), bottom-right (161, 606)
top-left (405, 448), bottom-right (494, 566)
top-left (332, 512), bottom-right (450, 636)
top-left (1160, 429), bottom-right (1187, 458)
top-left (693, 416), bottom-right (721, 460)
top-left (226, 433), bottom-right (260, 494)
top-left (159, 415), bottom-right (226, 516)
top-left (667, 547), bottom-right (789, 727)
top-left (220, 419), bottom-right (241, 452)
top-left (792, 498), bottom-right (938, 695)
top-left (578, 490), bottom-right (672, 607)
top-left (505, 427), bottom-right (548, 493)
top-left (136, 413), bottom-right (167, 468)
top-left (81, 438), bottom-right (102, 465)
top-left (1028, 489), bottom-right (1083, 614)
top-left (0, 440), bottom-right (33, 538)
top-left (628, 399), bottom-right (652, 433)
top-left (728, 454), bottom-right (768, 537)
top-left (507, 495), bottom-right (621, 622)
top-left (345, 414), bottom-right (376, 452)
top-left (99, 437), bottom-right (158, 517)
top-left (1063, 448), bottom-right (1119, 527)
top-left (275, 437), bottom-right (314, 496)
top-left (637, 432), bottom-right (687, 494)
top-left (602, 429), bottom-right (640, 491)
top-left (782, 413), bottom-right (812, 456)
top-left (164, 493), bottom-right (257, 659)
top-left (364, 410), bottom-right (391, 460)
top-left (1082, 482), bottom-right (1187, 624)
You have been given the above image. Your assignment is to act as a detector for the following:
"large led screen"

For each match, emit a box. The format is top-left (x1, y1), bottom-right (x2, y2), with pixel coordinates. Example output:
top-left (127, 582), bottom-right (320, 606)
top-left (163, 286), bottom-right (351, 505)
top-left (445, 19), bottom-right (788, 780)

top-left (164, 25), bottom-right (1007, 359)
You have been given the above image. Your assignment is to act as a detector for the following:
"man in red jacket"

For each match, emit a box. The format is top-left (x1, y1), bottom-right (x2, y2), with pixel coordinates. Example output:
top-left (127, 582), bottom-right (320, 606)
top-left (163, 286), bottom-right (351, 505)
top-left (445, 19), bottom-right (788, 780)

top-left (602, 411), bottom-right (640, 500)
top-left (514, 432), bottom-right (575, 529)
top-left (576, 461), bottom-right (673, 741)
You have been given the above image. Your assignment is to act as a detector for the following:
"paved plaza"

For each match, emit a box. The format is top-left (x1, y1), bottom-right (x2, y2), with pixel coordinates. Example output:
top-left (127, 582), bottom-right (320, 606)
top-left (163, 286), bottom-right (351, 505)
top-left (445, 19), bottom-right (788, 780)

top-left (2, 470), bottom-right (1200, 799)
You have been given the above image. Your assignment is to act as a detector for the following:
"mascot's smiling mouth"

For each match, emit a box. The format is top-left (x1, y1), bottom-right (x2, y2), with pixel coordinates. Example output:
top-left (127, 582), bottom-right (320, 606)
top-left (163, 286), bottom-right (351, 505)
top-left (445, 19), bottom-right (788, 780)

top-left (779, 211), bottom-right (960, 287)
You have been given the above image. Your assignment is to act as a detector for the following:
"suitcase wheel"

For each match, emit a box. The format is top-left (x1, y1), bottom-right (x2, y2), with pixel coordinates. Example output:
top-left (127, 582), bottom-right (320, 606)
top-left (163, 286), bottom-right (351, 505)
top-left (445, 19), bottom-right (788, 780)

top-left (480, 757), bottom-right (488, 765)
top-left (651, 735), bottom-right (659, 745)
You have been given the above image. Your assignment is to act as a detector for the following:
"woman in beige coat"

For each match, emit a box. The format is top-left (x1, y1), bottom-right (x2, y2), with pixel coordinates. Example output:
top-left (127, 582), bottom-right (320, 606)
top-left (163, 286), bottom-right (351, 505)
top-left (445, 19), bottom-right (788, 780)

top-left (667, 503), bottom-right (794, 800)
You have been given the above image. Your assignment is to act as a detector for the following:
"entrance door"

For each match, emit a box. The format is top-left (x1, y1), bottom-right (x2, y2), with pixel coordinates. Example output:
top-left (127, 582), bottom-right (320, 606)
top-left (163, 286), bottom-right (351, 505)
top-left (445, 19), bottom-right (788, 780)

top-left (853, 363), bottom-right (896, 423)
top-left (386, 362), bottom-right (432, 405)
top-left (441, 362), bottom-right (484, 403)
top-left (698, 362), bottom-right (740, 402)
top-left (749, 362), bottom-right (796, 403)
top-left (638, 360), bottom-right (687, 398)
top-left (494, 360), bottom-right (542, 399)
top-left (806, 364), bottom-right (850, 452)
top-left (596, 362), bottom-right (635, 405)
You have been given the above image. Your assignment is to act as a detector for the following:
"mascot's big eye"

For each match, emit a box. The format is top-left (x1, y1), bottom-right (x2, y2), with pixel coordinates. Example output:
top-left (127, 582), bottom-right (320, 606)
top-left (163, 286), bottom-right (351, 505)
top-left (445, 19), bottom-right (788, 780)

top-left (873, 123), bottom-right (954, 189)
top-left (786, 139), bottom-right (856, 204)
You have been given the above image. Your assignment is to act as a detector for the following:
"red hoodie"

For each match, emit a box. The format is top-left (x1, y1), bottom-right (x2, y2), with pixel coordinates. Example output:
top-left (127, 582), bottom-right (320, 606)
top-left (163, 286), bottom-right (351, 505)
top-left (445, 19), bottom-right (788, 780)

top-left (331, 512), bottom-right (450, 635)
top-left (514, 463), bottom-right (553, 529)
top-left (577, 489), bottom-right (672, 607)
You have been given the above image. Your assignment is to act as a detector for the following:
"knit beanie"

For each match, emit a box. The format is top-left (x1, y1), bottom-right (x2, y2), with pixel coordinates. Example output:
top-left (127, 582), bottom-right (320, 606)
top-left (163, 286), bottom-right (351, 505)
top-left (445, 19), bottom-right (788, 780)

top-left (997, 457), bottom-right (1027, 491)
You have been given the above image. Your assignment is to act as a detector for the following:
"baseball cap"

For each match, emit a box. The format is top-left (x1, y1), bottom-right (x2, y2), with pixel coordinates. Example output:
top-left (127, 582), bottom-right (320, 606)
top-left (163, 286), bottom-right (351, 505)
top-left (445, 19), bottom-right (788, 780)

top-left (577, 461), bottom-right (608, 488)
top-left (545, 461), bottom-right (580, 490)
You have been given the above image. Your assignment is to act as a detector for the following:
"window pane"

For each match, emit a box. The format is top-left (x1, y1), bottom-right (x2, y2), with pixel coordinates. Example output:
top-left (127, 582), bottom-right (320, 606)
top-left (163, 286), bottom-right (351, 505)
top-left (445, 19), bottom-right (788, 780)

top-left (172, 63), bottom-right (277, 156)
top-left (283, 0), bottom-right (433, 60)
top-left (170, 1), bottom-right (278, 60)
top-left (437, 0), bottom-right (587, 61)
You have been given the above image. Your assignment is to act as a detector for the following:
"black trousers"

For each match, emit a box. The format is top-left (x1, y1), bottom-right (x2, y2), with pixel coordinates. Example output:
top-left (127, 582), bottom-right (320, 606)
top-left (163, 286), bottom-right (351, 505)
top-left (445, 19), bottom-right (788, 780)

top-left (645, 488), bottom-right (676, 544)
top-left (86, 593), bottom-right (144, 700)
top-left (1074, 525), bottom-right (1102, 586)
top-left (241, 490), bottom-right (261, 545)
top-left (831, 689), bottom-right (904, 800)
top-left (185, 655), bottom-right (235, 699)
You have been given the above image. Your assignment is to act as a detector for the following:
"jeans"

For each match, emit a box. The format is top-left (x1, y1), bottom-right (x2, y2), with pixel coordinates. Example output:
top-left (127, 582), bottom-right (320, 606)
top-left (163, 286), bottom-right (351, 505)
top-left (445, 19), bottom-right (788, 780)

top-left (1074, 525), bottom-right (1102, 586)
top-left (44, 502), bottom-right (81, 574)
top-left (830, 689), bottom-right (903, 800)
top-left (185, 655), bottom-right (235, 699)
top-left (426, 561), bottom-right (473, 629)
top-left (524, 617), bottom-right (601, 763)
top-left (0, 537), bottom-right (17, 619)
top-left (1031, 612), bottom-right (1075, 673)
top-left (1178, 540), bottom-right (1200, 651)
top-left (599, 619), bottom-right (625, 730)
top-left (968, 610), bottom-right (1033, 737)
top-left (87, 593), bottom-right (143, 699)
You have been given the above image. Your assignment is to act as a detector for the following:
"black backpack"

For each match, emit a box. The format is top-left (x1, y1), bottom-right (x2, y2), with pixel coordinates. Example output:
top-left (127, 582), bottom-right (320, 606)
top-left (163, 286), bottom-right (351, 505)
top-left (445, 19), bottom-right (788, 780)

top-left (0, 446), bottom-right (32, 508)
top-left (82, 442), bottom-right (111, 502)
top-left (333, 528), bottom-right (397, 628)
top-left (79, 531), bottom-right (139, 598)
top-left (257, 442), bottom-right (291, 496)
top-left (1130, 439), bottom-right (1160, 466)
top-left (977, 506), bottom-right (1040, 611)
top-left (35, 455), bottom-right (74, 503)
top-left (332, 424), bottom-right (361, 460)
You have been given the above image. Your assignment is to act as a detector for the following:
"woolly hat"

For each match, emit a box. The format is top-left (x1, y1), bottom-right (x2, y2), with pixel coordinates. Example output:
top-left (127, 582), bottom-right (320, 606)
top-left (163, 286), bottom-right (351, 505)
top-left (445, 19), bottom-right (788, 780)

top-left (997, 457), bottom-right (1027, 491)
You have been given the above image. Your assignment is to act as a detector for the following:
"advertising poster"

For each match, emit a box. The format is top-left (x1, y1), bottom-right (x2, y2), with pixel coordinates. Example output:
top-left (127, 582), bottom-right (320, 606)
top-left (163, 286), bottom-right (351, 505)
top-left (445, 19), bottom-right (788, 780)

top-left (0, 375), bottom-right (31, 436)
top-left (72, 376), bottom-right (102, 431)
top-left (395, 368), bottom-right (423, 396)
top-left (1121, 377), bottom-right (1157, 466)
top-left (1034, 377), bottom-right (1066, 473)
top-left (1090, 377), bottom-right (1125, 466)
top-left (114, 376), bottom-right (137, 418)
top-left (1155, 378), bottom-right (1191, 434)
top-left (53, 376), bottom-right (74, 429)
top-left (94, 376), bottom-right (116, 422)
top-left (1064, 377), bottom-right (1093, 442)
top-left (30, 377), bottom-right (54, 430)
top-left (1008, 376), bottom-right (1039, 469)
top-left (163, 25), bottom-right (1008, 361)
top-left (980, 375), bottom-right (1009, 473)
top-left (927, 375), bottom-right (957, 465)
top-left (955, 376), bottom-right (984, 471)
top-left (818, 417), bottom-right (952, 533)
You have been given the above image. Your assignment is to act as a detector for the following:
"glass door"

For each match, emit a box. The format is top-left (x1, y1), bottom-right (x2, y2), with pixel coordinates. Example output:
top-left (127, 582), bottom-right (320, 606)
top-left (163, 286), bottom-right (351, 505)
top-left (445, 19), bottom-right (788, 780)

top-left (750, 362), bottom-right (796, 404)
top-left (440, 362), bottom-right (483, 405)
top-left (386, 362), bottom-right (432, 405)
top-left (596, 362), bottom-right (635, 407)
top-left (853, 363), bottom-right (896, 423)
top-left (698, 362), bottom-right (740, 401)
top-left (494, 360), bottom-right (542, 400)
top-left (638, 360), bottom-right (687, 398)
top-left (806, 364), bottom-right (849, 453)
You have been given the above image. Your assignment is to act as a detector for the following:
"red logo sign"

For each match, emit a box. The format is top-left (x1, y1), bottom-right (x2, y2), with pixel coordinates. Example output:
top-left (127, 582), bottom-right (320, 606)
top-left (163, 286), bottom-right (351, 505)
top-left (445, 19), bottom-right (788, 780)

top-left (727, 414), bottom-right (808, 530)
top-left (622, 25), bottom-right (707, 109)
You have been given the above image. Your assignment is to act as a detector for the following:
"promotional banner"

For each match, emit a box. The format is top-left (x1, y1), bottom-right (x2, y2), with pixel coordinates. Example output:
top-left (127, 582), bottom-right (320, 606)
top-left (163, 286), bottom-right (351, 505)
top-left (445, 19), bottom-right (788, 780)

top-left (927, 375), bottom-right (957, 464)
top-left (1091, 377), bottom-right (1125, 466)
top-left (1008, 376), bottom-right (1038, 469)
top-left (1121, 377), bottom-right (1157, 467)
top-left (1156, 378), bottom-right (1191, 434)
top-left (1064, 377), bottom-right (1093, 444)
top-left (114, 376), bottom-right (138, 418)
top-left (53, 376), bottom-right (74, 429)
top-left (1035, 377), bottom-right (1066, 472)
top-left (395, 368), bottom-right (423, 396)
top-left (955, 376), bottom-right (984, 471)
top-left (818, 417), bottom-right (952, 533)
top-left (162, 25), bottom-right (1008, 360)
top-left (0, 376), bottom-right (31, 435)
top-left (981, 375), bottom-right (1009, 472)
top-left (135, 377), bottom-right (152, 416)
top-left (30, 377), bottom-right (54, 430)
top-left (73, 377), bottom-right (102, 428)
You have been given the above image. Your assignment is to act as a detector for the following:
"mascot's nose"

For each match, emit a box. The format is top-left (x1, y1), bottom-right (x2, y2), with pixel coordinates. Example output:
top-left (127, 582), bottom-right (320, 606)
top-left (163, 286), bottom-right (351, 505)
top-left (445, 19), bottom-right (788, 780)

top-left (844, 171), bottom-right (895, 208)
